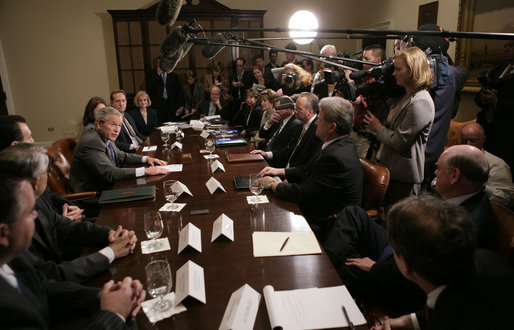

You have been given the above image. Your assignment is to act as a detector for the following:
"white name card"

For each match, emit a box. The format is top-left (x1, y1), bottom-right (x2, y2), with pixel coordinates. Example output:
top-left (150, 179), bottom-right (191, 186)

top-left (210, 160), bottom-right (226, 173)
top-left (170, 141), bottom-right (183, 150)
top-left (200, 130), bottom-right (210, 139)
top-left (174, 181), bottom-right (193, 197)
top-left (178, 223), bottom-right (202, 254)
top-left (219, 284), bottom-right (261, 330)
top-left (211, 213), bottom-right (234, 242)
top-left (175, 260), bottom-right (206, 305)
top-left (142, 145), bottom-right (157, 152)
top-left (206, 176), bottom-right (226, 194)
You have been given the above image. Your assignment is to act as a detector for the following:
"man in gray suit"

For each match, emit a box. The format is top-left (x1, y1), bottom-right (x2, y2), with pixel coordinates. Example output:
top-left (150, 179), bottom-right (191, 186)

top-left (69, 106), bottom-right (169, 193)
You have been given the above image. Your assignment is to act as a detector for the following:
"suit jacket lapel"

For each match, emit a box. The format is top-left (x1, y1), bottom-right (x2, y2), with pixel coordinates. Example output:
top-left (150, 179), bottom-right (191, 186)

top-left (389, 94), bottom-right (412, 128)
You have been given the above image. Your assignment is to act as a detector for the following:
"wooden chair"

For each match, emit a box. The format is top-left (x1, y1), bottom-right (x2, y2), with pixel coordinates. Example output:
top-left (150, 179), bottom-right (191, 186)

top-left (444, 119), bottom-right (476, 149)
top-left (490, 201), bottom-right (514, 263)
top-left (360, 158), bottom-right (390, 218)
top-left (45, 146), bottom-right (96, 201)
top-left (52, 137), bottom-right (77, 164)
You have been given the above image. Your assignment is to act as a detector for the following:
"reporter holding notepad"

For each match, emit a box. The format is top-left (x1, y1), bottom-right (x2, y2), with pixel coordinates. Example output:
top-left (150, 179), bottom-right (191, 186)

top-left (69, 106), bottom-right (170, 193)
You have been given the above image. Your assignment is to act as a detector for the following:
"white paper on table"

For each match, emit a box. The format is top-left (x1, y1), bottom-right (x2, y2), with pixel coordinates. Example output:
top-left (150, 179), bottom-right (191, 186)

top-left (141, 237), bottom-right (171, 254)
top-left (205, 176), bottom-right (226, 194)
top-left (204, 115), bottom-right (221, 121)
top-left (159, 125), bottom-right (177, 134)
top-left (175, 260), bottom-right (206, 305)
top-left (211, 213), bottom-right (234, 242)
top-left (162, 164), bottom-right (183, 172)
top-left (246, 195), bottom-right (269, 204)
top-left (173, 181), bottom-right (193, 197)
top-left (159, 203), bottom-right (186, 212)
top-left (204, 154), bottom-right (220, 160)
top-left (170, 141), bottom-right (182, 150)
top-left (252, 231), bottom-right (321, 257)
top-left (200, 130), bottom-right (210, 138)
top-left (141, 292), bottom-right (187, 323)
top-left (142, 145), bottom-right (157, 152)
top-left (210, 160), bottom-right (225, 173)
top-left (219, 284), bottom-right (261, 330)
top-left (263, 285), bottom-right (366, 330)
top-left (178, 223), bottom-right (202, 253)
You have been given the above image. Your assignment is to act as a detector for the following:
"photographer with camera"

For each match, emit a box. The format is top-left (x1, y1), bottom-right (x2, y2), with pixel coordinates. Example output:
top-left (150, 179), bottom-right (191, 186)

top-left (278, 63), bottom-right (313, 96)
top-left (475, 41), bottom-right (514, 177)
top-left (364, 47), bottom-right (435, 204)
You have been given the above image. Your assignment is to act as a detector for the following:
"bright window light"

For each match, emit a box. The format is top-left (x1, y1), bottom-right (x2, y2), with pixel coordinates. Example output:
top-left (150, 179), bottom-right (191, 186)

top-left (288, 10), bottom-right (318, 45)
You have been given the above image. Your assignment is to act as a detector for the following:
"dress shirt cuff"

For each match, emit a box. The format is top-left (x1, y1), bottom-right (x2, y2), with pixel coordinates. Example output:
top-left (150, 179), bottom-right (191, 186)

top-left (98, 247), bottom-right (115, 263)
top-left (136, 167), bottom-right (146, 177)
top-left (129, 144), bottom-right (137, 150)
top-left (141, 156), bottom-right (148, 163)
top-left (263, 122), bottom-right (272, 130)
top-left (410, 313), bottom-right (421, 330)
top-left (265, 151), bottom-right (273, 159)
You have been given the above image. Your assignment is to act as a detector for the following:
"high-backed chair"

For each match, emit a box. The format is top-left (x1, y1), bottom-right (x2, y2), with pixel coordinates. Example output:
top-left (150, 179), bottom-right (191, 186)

top-left (490, 201), bottom-right (514, 263)
top-left (52, 137), bottom-right (77, 165)
top-left (45, 146), bottom-right (96, 200)
top-left (445, 119), bottom-right (476, 149)
top-left (360, 158), bottom-right (390, 218)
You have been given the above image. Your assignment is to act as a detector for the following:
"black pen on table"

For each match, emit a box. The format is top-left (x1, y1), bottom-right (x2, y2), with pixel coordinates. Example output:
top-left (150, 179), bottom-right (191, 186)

top-left (342, 305), bottom-right (355, 330)
top-left (279, 236), bottom-right (290, 252)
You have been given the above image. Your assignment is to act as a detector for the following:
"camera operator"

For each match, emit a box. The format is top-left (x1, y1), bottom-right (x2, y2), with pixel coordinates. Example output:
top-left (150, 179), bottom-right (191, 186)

top-left (312, 45), bottom-right (338, 89)
top-left (312, 62), bottom-right (339, 99)
top-left (278, 63), bottom-right (313, 96)
top-left (343, 45), bottom-right (390, 158)
top-left (475, 41), bottom-right (514, 177)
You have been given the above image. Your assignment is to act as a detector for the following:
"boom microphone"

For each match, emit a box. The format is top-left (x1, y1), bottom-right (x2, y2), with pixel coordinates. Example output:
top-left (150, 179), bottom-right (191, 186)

top-left (160, 24), bottom-right (193, 58)
top-left (160, 42), bottom-right (193, 73)
top-left (201, 33), bottom-right (231, 60)
top-left (156, 0), bottom-right (183, 26)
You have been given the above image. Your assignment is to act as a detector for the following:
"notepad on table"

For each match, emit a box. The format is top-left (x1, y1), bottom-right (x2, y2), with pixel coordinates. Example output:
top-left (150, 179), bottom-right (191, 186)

top-left (252, 231), bottom-right (321, 257)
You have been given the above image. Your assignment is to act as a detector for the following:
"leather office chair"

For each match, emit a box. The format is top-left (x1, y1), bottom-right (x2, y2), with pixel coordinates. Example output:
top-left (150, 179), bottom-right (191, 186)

top-left (52, 137), bottom-right (77, 164)
top-left (360, 158), bottom-right (390, 218)
top-left (444, 119), bottom-right (476, 148)
top-left (490, 201), bottom-right (514, 263)
top-left (45, 146), bottom-right (96, 200)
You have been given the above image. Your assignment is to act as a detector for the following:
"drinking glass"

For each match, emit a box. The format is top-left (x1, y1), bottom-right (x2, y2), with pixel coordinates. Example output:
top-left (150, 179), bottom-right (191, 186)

top-left (160, 131), bottom-right (170, 148)
top-left (145, 259), bottom-right (173, 313)
top-left (220, 123), bottom-right (228, 140)
top-left (144, 212), bottom-right (164, 250)
top-left (205, 137), bottom-right (216, 157)
top-left (176, 128), bottom-right (185, 142)
top-left (163, 180), bottom-right (180, 211)
top-left (249, 173), bottom-right (264, 196)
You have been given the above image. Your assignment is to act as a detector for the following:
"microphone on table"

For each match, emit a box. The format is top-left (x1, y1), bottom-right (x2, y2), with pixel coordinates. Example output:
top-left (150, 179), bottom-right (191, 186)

top-left (201, 33), bottom-right (233, 60)
top-left (155, 0), bottom-right (183, 26)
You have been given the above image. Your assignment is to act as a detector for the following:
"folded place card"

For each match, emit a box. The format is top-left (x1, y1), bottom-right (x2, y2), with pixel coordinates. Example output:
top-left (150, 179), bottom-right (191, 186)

top-left (204, 154), bottom-right (220, 159)
top-left (159, 203), bottom-right (186, 212)
top-left (175, 260), bottom-right (206, 305)
top-left (142, 145), bottom-right (157, 152)
top-left (210, 160), bottom-right (226, 173)
top-left (247, 195), bottom-right (269, 205)
top-left (211, 213), bottom-right (234, 242)
top-left (200, 130), bottom-right (210, 139)
top-left (170, 141), bottom-right (183, 150)
top-left (206, 177), bottom-right (226, 194)
top-left (141, 292), bottom-right (187, 324)
top-left (178, 223), bottom-right (202, 254)
top-left (173, 181), bottom-right (193, 197)
top-left (161, 164), bottom-right (183, 172)
top-left (219, 284), bottom-right (261, 330)
top-left (141, 237), bottom-right (171, 254)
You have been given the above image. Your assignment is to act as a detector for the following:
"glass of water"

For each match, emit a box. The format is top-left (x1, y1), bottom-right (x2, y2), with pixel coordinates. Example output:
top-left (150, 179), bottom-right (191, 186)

top-left (176, 127), bottom-right (185, 142)
top-left (205, 136), bottom-right (216, 157)
top-left (220, 123), bottom-right (229, 140)
top-left (160, 130), bottom-right (170, 148)
top-left (249, 173), bottom-right (264, 196)
top-left (144, 212), bottom-right (163, 250)
top-left (145, 259), bottom-right (173, 313)
top-left (163, 180), bottom-right (180, 211)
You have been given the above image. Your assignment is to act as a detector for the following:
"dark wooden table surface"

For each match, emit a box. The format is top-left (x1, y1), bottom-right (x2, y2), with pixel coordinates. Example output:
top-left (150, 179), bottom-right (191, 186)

top-left (89, 128), bottom-right (355, 329)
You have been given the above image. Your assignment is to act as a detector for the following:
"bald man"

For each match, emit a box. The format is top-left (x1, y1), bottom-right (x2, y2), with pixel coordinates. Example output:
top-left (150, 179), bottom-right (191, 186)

top-left (461, 122), bottom-right (514, 208)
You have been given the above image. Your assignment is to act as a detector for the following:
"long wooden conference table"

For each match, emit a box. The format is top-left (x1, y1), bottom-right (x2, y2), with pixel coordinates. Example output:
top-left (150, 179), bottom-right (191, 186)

top-left (89, 128), bottom-right (361, 329)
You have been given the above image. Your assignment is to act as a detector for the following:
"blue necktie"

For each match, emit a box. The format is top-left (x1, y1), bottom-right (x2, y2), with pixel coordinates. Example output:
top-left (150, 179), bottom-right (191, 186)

top-left (107, 141), bottom-right (117, 167)
top-left (161, 73), bottom-right (168, 99)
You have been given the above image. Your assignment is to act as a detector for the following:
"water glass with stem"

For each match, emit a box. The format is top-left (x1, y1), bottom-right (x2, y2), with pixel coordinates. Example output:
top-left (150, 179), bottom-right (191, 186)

top-left (144, 212), bottom-right (164, 250)
top-left (145, 259), bottom-right (173, 313)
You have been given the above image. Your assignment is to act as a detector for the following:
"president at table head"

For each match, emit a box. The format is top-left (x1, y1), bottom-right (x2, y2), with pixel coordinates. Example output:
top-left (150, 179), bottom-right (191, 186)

top-left (69, 106), bottom-right (170, 193)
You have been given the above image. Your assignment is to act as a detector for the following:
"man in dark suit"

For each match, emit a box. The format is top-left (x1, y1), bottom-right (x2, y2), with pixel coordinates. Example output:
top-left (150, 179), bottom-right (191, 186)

top-left (196, 85), bottom-right (231, 120)
top-left (69, 106), bottom-right (169, 193)
top-left (0, 175), bottom-right (145, 329)
top-left (229, 57), bottom-right (254, 118)
top-left (323, 145), bottom-right (498, 315)
top-left (110, 90), bottom-right (148, 153)
top-left (258, 97), bottom-right (363, 236)
top-left (0, 115), bottom-right (87, 220)
top-left (251, 95), bottom-right (303, 168)
top-left (0, 144), bottom-right (138, 283)
top-left (146, 56), bottom-right (185, 124)
top-left (371, 195), bottom-right (514, 330)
